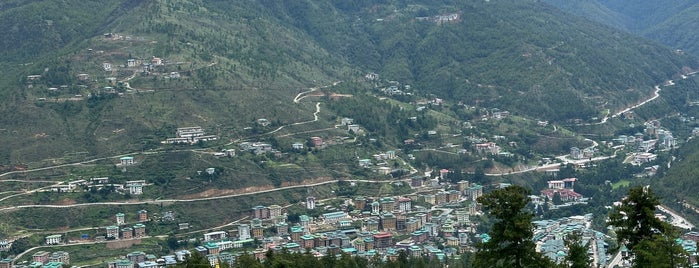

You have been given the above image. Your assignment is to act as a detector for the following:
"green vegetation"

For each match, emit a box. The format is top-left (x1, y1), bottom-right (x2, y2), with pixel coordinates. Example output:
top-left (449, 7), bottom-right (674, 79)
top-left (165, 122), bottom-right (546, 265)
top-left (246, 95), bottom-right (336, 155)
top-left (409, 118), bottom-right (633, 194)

top-left (608, 186), bottom-right (689, 268)
top-left (473, 185), bottom-right (553, 267)
top-left (544, 0), bottom-right (699, 56)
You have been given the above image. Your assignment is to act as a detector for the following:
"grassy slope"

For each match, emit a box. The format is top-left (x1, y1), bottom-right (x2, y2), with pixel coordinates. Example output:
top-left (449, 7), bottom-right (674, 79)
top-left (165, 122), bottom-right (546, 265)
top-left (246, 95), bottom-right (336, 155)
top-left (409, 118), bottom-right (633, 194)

top-left (0, 0), bottom-right (696, 165)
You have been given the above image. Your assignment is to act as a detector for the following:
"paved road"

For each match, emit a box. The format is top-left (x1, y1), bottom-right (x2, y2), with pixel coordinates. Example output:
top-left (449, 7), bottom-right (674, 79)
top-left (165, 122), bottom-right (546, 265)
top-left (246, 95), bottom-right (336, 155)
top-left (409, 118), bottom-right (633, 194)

top-left (0, 178), bottom-right (409, 211)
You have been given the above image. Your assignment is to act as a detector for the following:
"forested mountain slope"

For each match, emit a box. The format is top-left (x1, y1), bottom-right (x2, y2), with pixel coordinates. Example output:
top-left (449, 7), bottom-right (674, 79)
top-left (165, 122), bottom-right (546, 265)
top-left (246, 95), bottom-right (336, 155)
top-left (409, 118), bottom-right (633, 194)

top-left (0, 0), bottom-right (695, 164)
top-left (544, 0), bottom-right (699, 56)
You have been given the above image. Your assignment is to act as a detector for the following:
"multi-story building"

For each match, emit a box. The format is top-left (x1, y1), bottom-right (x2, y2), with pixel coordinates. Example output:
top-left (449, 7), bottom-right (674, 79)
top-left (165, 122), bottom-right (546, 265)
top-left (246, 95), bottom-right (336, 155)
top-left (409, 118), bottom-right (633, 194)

top-left (365, 219), bottom-right (379, 232)
top-left (424, 194), bottom-right (436, 205)
top-left (49, 251), bottom-right (70, 265)
top-left (276, 222), bottom-right (289, 236)
top-left (107, 259), bottom-right (134, 268)
top-left (468, 184), bottom-right (484, 202)
top-left (380, 213), bottom-right (397, 231)
top-left (373, 233), bottom-right (393, 249)
top-left (204, 242), bottom-right (220, 255)
top-left (116, 213), bottom-right (125, 225)
top-left (138, 210), bottom-right (148, 222)
top-left (0, 240), bottom-right (10, 252)
top-left (126, 251), bottom-right (147, 264)
top-left (252, 206), bottom-right (269, 220)
top-left (106, 226), bottom-right (119, 239)
top-left (237, 224), bottom-right (251, 240)
top-left (268, 205), bottom-right (283, 218)
top-left (379, 198), bottom-right (395, 212)
top-left (455, 210), bottom-right (469, 225)
top-left (203, 231), bottom-right (227, 242)
top-left (290, 226), bottom-right (304, 242)
top-left (457, 180), bottom-right (470, 192)
top-left (306, 196), bottom-right (316, 210)
top-left (133, 224), bottom-right (146, 238)
top-left (32, 251), bottom-right (50, 264)
top-left (121, 227), bottom-right (133, 239)
top-left (354, 196), bottom-right (367, 211)
top-left (252, 224), bottom-right (265, 239)
top-left (371, 201), bottom-right (380, 214)
top-left (0, 258), bottom-right (12, 268)
top-left (447, 190), bottom-right (460, 203)
top-left (45, 235), bottom-right (62, 245)
top-left (322, 211), bottom-right (349, 224)
top-left (398, 197), bottom-right (412, 212)
top-left (406, 218), bottom-right (422, 233)
top-left (301, 235), bottom-right (315, 249)
top-left (435, 192), bottom-right (448, 204)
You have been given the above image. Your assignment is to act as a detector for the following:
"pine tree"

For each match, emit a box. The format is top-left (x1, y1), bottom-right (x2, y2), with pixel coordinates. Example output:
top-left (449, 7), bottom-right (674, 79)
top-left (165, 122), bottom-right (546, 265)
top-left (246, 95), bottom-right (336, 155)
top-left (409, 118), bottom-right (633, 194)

top-left (608, 186), bottom-right (689, 267)
top-left (473, 185), bottom-right (554, 268)
top-left (563, 232), bottom-right (591, 268)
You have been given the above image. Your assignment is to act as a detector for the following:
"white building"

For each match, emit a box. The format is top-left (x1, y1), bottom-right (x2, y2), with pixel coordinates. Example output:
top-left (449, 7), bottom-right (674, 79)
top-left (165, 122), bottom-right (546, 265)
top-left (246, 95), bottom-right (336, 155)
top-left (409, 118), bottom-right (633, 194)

top-left (238, 224), bottom-right (251, 240)
top-left (203, 231), bottom-right (227, 242)
top-left (306, 196), bottom-right (316, 210)
top-left (45, 234), bottom-right (62, 245)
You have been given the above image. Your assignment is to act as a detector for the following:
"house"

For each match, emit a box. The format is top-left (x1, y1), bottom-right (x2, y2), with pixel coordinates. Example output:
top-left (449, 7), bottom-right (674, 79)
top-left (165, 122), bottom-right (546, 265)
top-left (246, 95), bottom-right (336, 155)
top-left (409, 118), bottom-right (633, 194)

top-left (474, 142), bottom-right (500, 155)
top-left (125, 180), bottom-right (145, 195)
top-left (45, 235), bottom-right (62, 245)
top-left (257, 118), bottom-right (271, 126)
top-left (133, 224), bottom-right (146, 237)
top-left (310, 137), bottom-right (323, 147)
top-left (570, 147), bottom-right (583, 160)
top-left (0, 240), bottom-right (11, 252)
top-left (103, 62), bottom-right (113, 71)
top-left (119, 156), bottom-right (135, 166)
top-left (347, 124), bottom-right (361, 133)
top-left (138, 210), bottom-right (148, 221)
top-left (77, 74), bottom-right (90, 81)
top-left (634, 153), bottom-right (657, 164)
top-left (90, 177), bottom-right (109, 184)
top-left (365, 73), bottom-right (379, 80)
top-left (377, 166), bottom-right (392, 175)
top-left (540, 189), bottom-right (582, 202)
top-left (116, 213), bottom-right (125, 225)
top-left (547, 178), bottom-right (576, 190)
top-left (151, 57), bottom-right (162, 66)
top-left (358, 159), bottom-right (372, 168)
top-left (292, 143), bottom-right (304, 150)
top-left (341, 118), bottom-right (354, 126)
top-left (106, 226), bottom-right (119, 239)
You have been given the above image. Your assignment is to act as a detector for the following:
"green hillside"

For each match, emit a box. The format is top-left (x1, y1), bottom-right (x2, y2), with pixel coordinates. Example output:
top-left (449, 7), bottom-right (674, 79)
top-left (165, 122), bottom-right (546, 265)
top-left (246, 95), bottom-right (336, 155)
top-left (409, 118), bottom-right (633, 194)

top-left (0, 0), bottom-right (696, 166)
top-left (543, 0), bottom-right (699, 56)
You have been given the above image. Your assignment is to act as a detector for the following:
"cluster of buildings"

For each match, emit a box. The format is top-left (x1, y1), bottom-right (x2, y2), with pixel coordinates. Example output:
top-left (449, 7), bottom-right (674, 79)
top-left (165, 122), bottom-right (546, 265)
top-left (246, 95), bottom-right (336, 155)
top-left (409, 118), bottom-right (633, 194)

top-left (1, 251), bottom-right (70, 268)
top-left (163, 127), bottom-right (218, 145)
top-left (569, 146), bottom-right (596, 160)
top-left (42, 210), bottom-right (149, 247)
top-left (416, 13), bottom-right (460, 24)
top-left (168, 178), bottom-right (487, 267)
top-left (529, 178), bottom-right (585, 210)
top-left (612, 121), bottom-right (676, 152)
top-left (239, 142), bottom-right (276, 155)
top-left (106, 250), bottom-right (187, 268)
top-left (357, 150), bottom-right (398, 175)
top-left (47, 177), bottom-right (148, 196)
top-left (533, 214), bottom-right (608, 267)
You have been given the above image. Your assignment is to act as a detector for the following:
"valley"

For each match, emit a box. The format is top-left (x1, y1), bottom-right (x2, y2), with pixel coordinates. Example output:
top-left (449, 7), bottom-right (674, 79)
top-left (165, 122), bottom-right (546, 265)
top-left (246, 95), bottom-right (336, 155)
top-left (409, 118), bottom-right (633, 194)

top-left (2, 0), bottom-right (699, 267)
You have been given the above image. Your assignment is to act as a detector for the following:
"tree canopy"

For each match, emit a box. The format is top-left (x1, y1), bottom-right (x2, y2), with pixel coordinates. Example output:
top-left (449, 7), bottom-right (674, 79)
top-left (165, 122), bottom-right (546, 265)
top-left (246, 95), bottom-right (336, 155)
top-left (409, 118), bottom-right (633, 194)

top-left (608, 186), bottom-right (689, 268)
top-left (473, 185), bottom-right (553, 268)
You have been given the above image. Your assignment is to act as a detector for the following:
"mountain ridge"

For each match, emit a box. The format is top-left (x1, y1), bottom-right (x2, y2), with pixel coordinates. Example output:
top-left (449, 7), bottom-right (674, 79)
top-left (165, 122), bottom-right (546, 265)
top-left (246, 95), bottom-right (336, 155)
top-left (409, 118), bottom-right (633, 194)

top-left (0, 0), bottom-right (696, 164)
